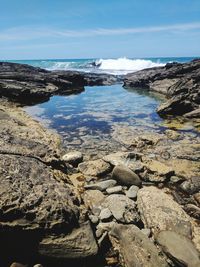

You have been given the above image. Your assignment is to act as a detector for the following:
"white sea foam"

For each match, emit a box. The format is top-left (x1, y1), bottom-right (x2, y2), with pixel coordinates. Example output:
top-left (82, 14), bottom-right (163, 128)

top-left (42, 57), bottom-right (165, 75)
top-left (96, 57), bottom-right (165, 74)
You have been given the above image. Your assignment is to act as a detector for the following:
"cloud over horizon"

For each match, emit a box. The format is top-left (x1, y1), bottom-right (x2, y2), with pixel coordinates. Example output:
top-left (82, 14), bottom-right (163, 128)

top-left (1, 22), bottom-right (200, 41)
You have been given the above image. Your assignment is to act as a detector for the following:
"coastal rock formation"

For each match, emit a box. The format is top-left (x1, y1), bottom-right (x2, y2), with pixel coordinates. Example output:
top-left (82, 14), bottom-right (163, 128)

top-left (124, 59), bottom-right (200, 117)
top-left (0, 62), bottom-right (118, 105)
top-left (0, 100), bottom-right (98, 265)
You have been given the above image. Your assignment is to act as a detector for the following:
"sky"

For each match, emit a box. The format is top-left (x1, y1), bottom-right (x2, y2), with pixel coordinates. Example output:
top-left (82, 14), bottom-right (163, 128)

top-left (0, 0), bottom-right (200, 59)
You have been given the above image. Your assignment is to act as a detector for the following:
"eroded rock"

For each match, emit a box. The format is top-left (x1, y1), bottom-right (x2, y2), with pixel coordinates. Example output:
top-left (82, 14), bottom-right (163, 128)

top-left (109, 224), bottom-right (169, 267)
top-left (156, 230), bottom-right (200, 267)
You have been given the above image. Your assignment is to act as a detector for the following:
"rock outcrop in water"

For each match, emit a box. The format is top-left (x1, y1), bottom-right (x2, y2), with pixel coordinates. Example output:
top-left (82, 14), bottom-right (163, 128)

top-left (0, 62), bottom-right (118, 105)
top-left (124, 59), bottom-right (200, 117)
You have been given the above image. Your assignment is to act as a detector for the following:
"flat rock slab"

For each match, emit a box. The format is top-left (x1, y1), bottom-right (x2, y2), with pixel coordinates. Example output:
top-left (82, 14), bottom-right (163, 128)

top-left (109, 224), bottom-right (169, 267)
top-left (137, 187), bottom-right (192, 238)
top-left (156, 231), bottom-right (200, 267)
top-left (78, 159), bottom-right (111, 177)
top-left (0, 101), bottom-right (61, 164)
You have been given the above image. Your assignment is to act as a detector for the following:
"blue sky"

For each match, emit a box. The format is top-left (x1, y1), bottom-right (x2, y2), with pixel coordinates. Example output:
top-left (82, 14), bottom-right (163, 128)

top-left (1, 0), bottom-right (200, 59)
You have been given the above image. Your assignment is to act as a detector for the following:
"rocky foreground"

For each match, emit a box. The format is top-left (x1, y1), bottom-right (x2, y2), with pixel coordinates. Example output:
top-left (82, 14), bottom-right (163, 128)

top-left (124, 59), bottom-right (200, 118)
top-left (0, 61), bottom-right (200, 267)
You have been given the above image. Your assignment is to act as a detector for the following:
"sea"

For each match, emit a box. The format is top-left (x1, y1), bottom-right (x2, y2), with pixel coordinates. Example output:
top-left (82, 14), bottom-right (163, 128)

top-left (5, 57), bottom-right (197, 75)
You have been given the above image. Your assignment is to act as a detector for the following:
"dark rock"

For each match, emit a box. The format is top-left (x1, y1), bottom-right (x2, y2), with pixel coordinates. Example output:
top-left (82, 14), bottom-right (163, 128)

top-left (124, 59), bottom-right (200, 117)
top-left (0, 62), bottom-right (118, 105)
top-left (109, 224), bottom-right (169, 267)
top-left (156, 231), bottom-right (200, 267)
top-left (111, 164), bottom-right (141, 186)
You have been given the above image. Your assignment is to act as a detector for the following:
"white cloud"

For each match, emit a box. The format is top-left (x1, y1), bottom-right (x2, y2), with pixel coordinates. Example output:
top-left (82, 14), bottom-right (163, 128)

top-left (1, 22), bottom-right (200, 41)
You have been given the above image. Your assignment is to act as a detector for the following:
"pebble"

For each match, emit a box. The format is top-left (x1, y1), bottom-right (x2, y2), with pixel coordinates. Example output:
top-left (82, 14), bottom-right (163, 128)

top-left (106, 185), bottom-right (123, 194)
top-left (126, 185), bottom-right (139, 199)
top-left (89, 214), bottom-right (99, 224)
top-left (84, 179), bottom-right (117, 191)
top-left (99, 208), bottom-right (112, 221)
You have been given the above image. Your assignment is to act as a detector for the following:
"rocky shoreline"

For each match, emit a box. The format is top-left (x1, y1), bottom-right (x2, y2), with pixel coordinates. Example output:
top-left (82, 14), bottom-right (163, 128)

top-left (0, 61), bottom-right (200, 267)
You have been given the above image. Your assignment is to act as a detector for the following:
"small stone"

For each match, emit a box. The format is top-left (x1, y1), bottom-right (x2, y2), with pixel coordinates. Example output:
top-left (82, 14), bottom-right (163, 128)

top-left (156, 231), bottom-right (200, 267)
top-left (126, 185), bottom-right (139, 199)
top-left (84, 180), bottom-right (117, 191)
top-left (112, 164), bottom-right (141, 186)
top-left (99, 208), bottom-right (112, 221)
top-left (141, 228), bottom-right (151, 237)
top-left (102, 194), bottom-right (140, 223)
top-left (89, 214), bottom-right (99, 224)
top-left (83, 190), bottom-right (105, 209)
top-left (106, 185), bottom-right (123, 194)
top-left (96, 228), bottom-right (104, 238)
top-left (62, 151), bottom-right (83, 166)
top-left (170, 176), bottom-right (184, 184)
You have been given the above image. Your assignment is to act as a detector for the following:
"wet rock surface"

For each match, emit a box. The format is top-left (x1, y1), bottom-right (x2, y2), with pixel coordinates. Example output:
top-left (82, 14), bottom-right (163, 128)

top-left (124, 59), bottom-right (200, 117)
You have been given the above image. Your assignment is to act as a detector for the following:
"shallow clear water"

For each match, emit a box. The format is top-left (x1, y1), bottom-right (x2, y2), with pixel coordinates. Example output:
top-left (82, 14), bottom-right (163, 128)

top-left (25, 84), bottom-right (166, 153)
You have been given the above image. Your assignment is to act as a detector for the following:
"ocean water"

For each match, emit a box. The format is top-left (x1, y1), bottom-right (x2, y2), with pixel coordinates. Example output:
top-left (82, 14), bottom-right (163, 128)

top-left (6, 56), bottom-right (196, 75)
